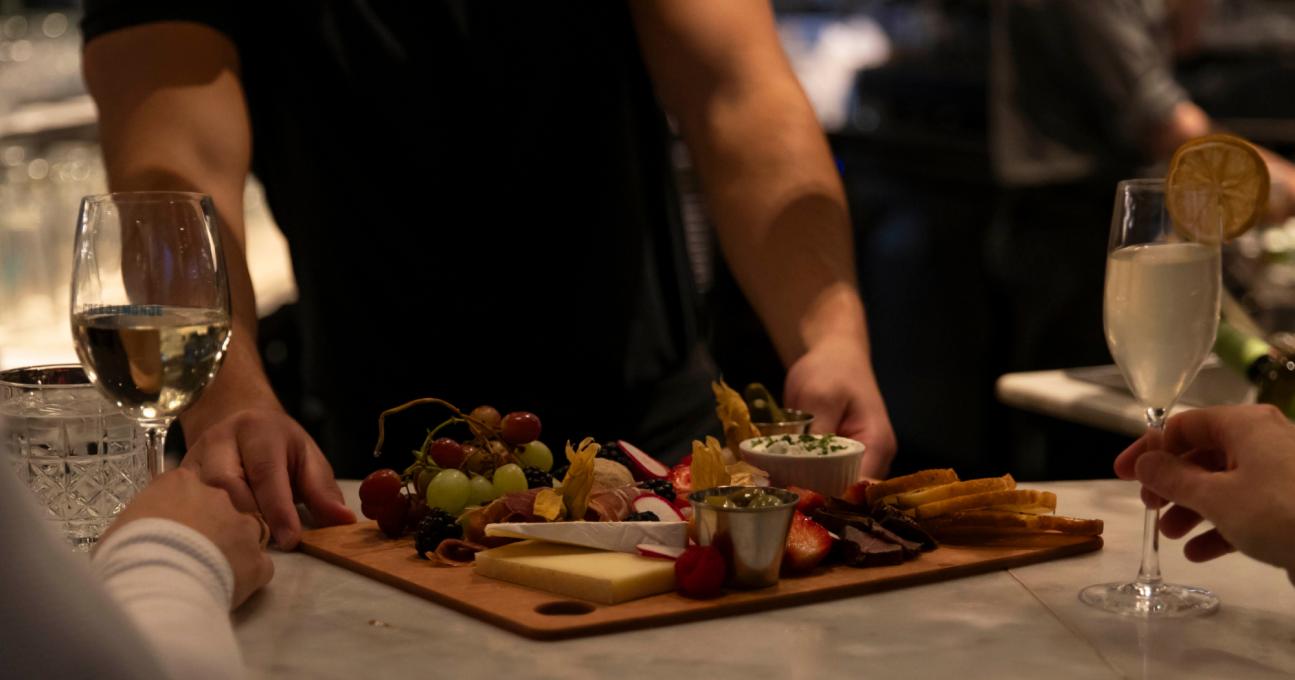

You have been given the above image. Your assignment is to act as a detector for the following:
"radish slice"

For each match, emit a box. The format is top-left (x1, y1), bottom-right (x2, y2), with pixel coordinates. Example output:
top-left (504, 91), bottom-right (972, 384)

top-left (637, 543), bottom-right (686, 560)
top-left (617, 440), bottom-right (670, 479)
top-left (632, 493), bottom-right (686, 521)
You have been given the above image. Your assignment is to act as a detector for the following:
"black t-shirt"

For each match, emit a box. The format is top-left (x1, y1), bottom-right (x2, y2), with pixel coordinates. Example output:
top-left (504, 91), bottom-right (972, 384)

top-left (83, 2), bottom-right (720, 476)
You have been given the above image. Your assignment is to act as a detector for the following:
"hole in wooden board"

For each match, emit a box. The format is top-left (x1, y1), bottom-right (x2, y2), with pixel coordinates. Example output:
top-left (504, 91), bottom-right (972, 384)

top-left (534, 600), bottom-right (596, 616)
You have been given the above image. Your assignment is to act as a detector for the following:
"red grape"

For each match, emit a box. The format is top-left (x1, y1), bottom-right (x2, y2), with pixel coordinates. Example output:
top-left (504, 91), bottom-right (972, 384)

top-left (375, 495), bottom-right (411, 538)
top-left (406, 500), bottom-right (430, 528)
top-left (428, 437), bottom-right (466, 469)
top-left (461, 444), bottom-right (490, 474)
top-left (359, 469), bottom-right (404, 507)
top-left (469, 405), bottom-right (502, 437)
top-left (500, 411), bottom-right (542, 445)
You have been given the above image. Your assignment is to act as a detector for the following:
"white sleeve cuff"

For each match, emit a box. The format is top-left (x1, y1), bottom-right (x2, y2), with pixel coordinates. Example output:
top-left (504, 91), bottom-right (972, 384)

top-left (93, 518), bottom-right (236, 611)
top-left (91, 518), bottom-right (246, 680)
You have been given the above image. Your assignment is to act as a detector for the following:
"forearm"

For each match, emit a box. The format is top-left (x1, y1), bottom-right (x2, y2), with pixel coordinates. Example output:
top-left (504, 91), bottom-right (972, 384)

top-left (94, 519), bottom-right (245, 680)
top-left (1144, 103), bottom-right (1295, 219)
top-left (681, 85), bottom-right (868, 365)
top-left (86, 22), bottom-right (279, 442)
top-left (102, 159), bottom-right (277, 439)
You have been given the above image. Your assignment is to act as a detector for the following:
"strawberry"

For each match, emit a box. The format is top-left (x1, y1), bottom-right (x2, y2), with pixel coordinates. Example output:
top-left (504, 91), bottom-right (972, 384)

top-left (675, 545), bottom-right (726, 598)
top-left (782, 511), bottom-right (832, 574)
top-left (788, 486), bottom-right (826, 516)
top-left (668, 462), bottom-right (693, 499)
top-left (840, 479), bottom-right (872, 508)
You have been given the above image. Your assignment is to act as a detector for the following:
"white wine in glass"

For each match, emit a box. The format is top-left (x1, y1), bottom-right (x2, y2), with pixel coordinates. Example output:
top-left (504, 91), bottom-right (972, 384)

top-left (1081, 179), bottom-right (1221, 616)
top-left (72, 307), bottom-right (230, 421)
top-left (71, 192), bottom-right (231, 478)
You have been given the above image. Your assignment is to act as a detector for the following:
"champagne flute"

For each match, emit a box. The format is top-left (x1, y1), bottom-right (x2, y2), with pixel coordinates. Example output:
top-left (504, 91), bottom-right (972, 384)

top-left (70, 192), bottom-right (232, 478)
top-left (1080, 179), bottom-right (1221, 616)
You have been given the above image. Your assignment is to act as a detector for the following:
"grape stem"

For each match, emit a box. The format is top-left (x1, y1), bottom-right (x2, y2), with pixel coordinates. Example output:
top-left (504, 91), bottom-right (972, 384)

top-left (415, 417), bottom-right (466, 461)
top-left (373, 397), bottom-right (484, 457)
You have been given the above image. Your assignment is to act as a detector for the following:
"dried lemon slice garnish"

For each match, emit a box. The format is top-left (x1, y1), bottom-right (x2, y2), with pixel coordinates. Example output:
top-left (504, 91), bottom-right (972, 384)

top-left (1166, 133), bottom-right (1269, 242)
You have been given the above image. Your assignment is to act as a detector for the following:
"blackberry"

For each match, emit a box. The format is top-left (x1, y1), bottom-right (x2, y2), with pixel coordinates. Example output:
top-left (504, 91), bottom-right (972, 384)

top-left (637, 478), bottom-right (676, 502)
top-left (414, 508), bottom-right (462, 559)
top-left (549, 463), bottom-right (570, 481)
top-left (523, 466), bottom-right (554, 489)
top-left (597, 441), bottom-right (634, 470)
top-left (625, 511), bottom-right (659, 522)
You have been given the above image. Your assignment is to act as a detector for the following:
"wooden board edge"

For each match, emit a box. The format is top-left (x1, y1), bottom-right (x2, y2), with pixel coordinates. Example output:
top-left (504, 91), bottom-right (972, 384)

top-left (297, 540), bottom-right (568, 639)
top-left (298, 530), bottom-right (1104, 642)
top-left (505, 534), bottom-right (1105, 640)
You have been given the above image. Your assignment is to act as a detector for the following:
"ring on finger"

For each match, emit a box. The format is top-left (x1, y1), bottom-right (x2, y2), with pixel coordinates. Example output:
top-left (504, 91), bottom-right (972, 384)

top-left (244, 511), bottom-right (271, 550)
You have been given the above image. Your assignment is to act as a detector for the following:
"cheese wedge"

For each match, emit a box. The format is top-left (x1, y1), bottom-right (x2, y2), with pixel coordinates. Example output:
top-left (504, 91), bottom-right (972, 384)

top-left (484, 521), bottom-right (687, 554)
top-left (474, 540), bottom-right (676, 604)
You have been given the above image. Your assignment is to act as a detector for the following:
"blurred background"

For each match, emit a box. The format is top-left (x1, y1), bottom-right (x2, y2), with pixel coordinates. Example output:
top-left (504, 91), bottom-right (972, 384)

top-left (3, 0), bottom-right (1295, 479)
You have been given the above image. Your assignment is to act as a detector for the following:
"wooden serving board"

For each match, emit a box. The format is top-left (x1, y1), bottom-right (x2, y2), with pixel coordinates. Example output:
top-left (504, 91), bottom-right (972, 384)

top-left (299, 521), bottom-right (1101, 640)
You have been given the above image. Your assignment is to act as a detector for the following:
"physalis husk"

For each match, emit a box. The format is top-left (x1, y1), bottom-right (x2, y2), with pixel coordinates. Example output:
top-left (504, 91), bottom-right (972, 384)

top-left (560, 437), bottom-right (599, 520)
top-left (726, 461), bottom-right (769, 488)
top-left (532, 488), bottom-right (566, 521)
top-left (712, 380), bottom-right (760, 453)
top-left (690, 436), bottom-right (730, 491)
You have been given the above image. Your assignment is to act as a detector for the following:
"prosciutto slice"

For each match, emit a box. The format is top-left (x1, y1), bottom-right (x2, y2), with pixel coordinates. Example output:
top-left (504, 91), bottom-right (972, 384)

top-left (463, 489), bottom-right (547, 544)
top-left (430, 539), bottom-right (489, 566)
top-left (584, 485), bottom-right (641, 522)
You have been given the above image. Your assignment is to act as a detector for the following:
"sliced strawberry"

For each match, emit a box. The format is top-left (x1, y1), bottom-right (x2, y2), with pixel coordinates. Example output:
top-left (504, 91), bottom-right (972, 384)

top-left (668, 462), bottom-right (693, 499)
top-left (782, 511), bottom-right (832, 574)
top-left (675, 545), bottom-right (726, 598)
top-left (788, 486), bottom-right (826, 516)
top-left (840, 479), bottom-right (872, 508)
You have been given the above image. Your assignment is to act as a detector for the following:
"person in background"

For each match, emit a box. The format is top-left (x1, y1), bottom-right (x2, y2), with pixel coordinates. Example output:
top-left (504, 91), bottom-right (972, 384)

top-left (989, 0), bottom-right (1295, 477)
top-left (80, 0), bottom-right (897, 548)
top-left (1, 467), bottom-right (272, 679)
top-left (1115, 404), bottom-right (1295, 586)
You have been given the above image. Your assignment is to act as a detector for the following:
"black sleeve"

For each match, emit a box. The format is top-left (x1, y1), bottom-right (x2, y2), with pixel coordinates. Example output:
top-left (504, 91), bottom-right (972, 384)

top-left (1052, 0), bottom-right (1187, 144)
top-left (81, 0), bottom-right (241, 47)
top-left (1005, 0), bottom-right (1186, 160)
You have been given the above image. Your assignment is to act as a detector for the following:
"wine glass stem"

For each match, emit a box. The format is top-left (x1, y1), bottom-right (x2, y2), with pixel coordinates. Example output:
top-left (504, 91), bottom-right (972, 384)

top-left (1135, 407), bottom-right (1167, 593)
top-left (143, 421), bottom-right (172, 479)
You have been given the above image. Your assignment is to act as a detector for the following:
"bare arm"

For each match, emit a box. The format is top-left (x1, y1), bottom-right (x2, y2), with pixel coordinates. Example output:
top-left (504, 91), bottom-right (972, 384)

top-left (629, 0), bottom-right (895, 475)
top-left (85, 22), bottom-right (353, 545)
top-left (85, 21), bottom-right (273, 429)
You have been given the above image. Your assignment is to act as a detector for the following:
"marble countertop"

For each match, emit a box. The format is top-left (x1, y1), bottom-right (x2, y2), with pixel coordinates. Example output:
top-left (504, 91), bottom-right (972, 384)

top-left (236, 480), bottom-right (1295, 679)
top-left (996, 363), bottom-right (1255, 437)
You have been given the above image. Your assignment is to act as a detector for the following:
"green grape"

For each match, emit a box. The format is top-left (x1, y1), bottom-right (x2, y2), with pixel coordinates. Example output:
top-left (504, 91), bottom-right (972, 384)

top-left (466, 474), bottom-right (496, 507)
top-left (492, 463), bottom-right (528, 496)
top-left (516, 440), bottom-right (553, 471)
top-left (425, 469), bottom-right (470, 514)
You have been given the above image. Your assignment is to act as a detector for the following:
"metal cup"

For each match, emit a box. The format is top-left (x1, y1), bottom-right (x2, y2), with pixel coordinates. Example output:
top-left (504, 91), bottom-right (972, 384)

top-left (689, 486), bottom-right (799, 589)
top-left (752, 409), bottom-right (814, 436)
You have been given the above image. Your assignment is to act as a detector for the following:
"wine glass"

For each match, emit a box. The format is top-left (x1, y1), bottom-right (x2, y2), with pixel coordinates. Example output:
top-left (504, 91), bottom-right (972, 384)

top-left (1080, 179), bottom-right (1221, 616)
top-left (70, 192), bottom-right (232, 478)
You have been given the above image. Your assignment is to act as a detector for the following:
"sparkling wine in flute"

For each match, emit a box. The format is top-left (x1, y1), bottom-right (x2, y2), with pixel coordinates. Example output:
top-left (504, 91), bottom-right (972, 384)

top-left (73, 306), bottom-right (231, 422)
top-left (1104, 242), bottom-right (1221, 409)
top-left (1081, 176), bottom-right (1226, 617)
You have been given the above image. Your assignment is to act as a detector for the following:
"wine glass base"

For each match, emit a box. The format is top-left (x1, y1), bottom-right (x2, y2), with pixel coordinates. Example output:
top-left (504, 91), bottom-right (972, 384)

top-left (1079, 581), bottom-right (1219, 617)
